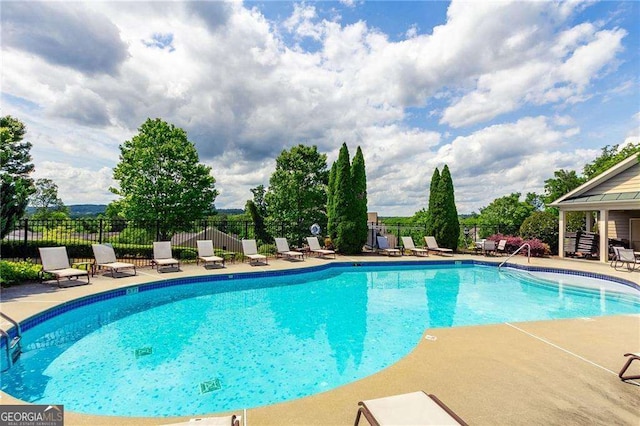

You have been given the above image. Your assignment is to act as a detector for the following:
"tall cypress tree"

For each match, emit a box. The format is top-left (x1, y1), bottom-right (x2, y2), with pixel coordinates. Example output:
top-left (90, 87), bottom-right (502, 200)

top-left (327, 162), bottom-right (338, 240)
top-left (435, 165), bottom-right (459, 250)
top-left (425, 167), bottom-right (441, 237)
top-left (351, 146), bottom-right (368, 250)
top-left (333, 143), bottom-right (361, 253)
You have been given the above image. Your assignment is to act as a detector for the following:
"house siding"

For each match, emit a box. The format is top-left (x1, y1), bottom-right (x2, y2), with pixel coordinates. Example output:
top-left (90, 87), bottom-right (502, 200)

top-left (584, 162), bottom-right (640, 195)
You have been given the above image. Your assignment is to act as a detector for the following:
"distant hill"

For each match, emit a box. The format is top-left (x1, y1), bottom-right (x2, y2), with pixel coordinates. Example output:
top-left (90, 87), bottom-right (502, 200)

top-left (25, 205), bottom-right (245, 218)
top-left (215, 208), bottom-right (245, 215)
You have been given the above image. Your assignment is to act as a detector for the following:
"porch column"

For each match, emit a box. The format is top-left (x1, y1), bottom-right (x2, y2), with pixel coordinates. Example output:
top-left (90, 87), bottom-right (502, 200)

top-left (585, 212), bottom-right (592, 232)
top-left (598, 209), bottom-right (608, 263)
top-left (558, 210), bottom-right (565, 258)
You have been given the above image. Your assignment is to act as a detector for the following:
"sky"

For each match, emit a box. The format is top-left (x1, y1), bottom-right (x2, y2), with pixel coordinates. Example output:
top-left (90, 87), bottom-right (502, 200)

top-left (2, 0), bottom-right (639, 216)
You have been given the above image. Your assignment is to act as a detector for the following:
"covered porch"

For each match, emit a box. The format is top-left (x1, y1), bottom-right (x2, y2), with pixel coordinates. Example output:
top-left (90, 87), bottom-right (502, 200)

top-left (551, 154), bottom-right (640, 263)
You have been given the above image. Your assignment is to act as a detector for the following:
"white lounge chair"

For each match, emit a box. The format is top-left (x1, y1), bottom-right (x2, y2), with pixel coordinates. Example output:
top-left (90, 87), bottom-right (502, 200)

top-left (275, 238), bottom-right (304, 261)
top-left (38, 246), bottom-right (90, 286)
top-left (163, 414), bottom-right (241, 426)
top-left (401, 236), bottom-right (429, 257)
top-left (496, 239), bottom-right (508, 256)
top-left (196, 240), bottom-right (225, 268)
top-left (306, 236), bottom-right (336, 258)
top-left (152, 241), bottom-right (180, 272)
top-left (424, 236), bottom-right (454, 256)
top-left (242, 239), bottom-right (268, 265)
top-left (377, 236), bottom-right (401, 256)
top-left (354, 391), bottom-right (467, 426)
top-left (612, 248), bottom-right (639, 271)
top-left (92, 244), bottom-right (136, 278)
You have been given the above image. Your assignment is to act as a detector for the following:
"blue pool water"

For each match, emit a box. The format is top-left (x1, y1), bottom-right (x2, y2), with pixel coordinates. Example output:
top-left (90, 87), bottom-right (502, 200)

top-left (2, 263), bottom-right (639, 417)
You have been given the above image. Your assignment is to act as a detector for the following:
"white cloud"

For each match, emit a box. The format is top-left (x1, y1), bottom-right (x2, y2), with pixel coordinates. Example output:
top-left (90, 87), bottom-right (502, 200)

top-left (1, 0), bottom-right (636, 215)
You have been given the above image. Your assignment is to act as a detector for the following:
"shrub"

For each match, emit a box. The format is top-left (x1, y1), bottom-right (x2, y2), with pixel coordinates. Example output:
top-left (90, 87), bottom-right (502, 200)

top-left (519, 211), bottom-right (559, 254)
top-left (258, 243), bottom-right (276, 256)
top-left (486, 234), bottom-right (548, 257)
top-left (0, 261), bottom-right (43, 286)
top-left (179, 248), bottom-right (197, 260)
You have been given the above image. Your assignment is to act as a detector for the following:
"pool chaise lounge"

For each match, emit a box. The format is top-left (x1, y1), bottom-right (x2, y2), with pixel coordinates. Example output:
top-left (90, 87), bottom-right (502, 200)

top-left (377, 236), bottom-right (401, 256)
top-left (424, 236), bottom-right (454, 256)
top-left (306, 236), bottom-right (336, 258)
top-left (152, 241), bottom-right (181, 272)
top-left (401, 236), bottom-right (429, 257)
top-left (196, 240), bottom-right (225, 268)
top-left (92, 243), bottom-right (137, 278)
top-left (275, 237), bottom-right (304, 261)
top-left (618, 352), bottom-right (640, 381)
top-left (242, 239), bottom-right (268, 265)
top-left (163, 414), bottom-right (241, 426)
top-left (38, 246), bottom-right (91, 286)
top-left (354, 391), bottom-right (467, 426)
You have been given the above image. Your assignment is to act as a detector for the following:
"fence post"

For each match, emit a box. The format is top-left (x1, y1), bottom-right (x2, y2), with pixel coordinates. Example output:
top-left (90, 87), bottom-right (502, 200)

top-left (396, 223), bottom-right (400, 246)
top-left (156, 220), bottom-right (160, 241)
top-left (244, 221), bottom-right (248, 239)
top-left (23, 218), bottom-right (28, 261)
top-left (99, 219), bottom-right (104, 244)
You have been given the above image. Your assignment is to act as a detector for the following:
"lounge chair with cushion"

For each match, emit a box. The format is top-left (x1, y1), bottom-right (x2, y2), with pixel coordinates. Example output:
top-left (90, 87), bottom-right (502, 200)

top-left (401, 236), bottom-right (429, 257)
top-left (242, 239), bottom-right (268, 265)
top-left (275, 238), bottom-right (304, 261)
top-left (612, 248), bottom-right (639, 271)
top-left (196, 240), bottom-right (225, 268)
top-left (153, 241), bottom-right (180, 272)
top-left (38, 246), bottom-right (90, 286)
top-left (354, 390), bottom-right (468, 426)
top-left (619, 352), bottom-right (640, 381)
top-left (377, 236), bottom-right (401, 256)
top-left (306, 236), bottom-right (336, 258)
top-left (92, 244), bottom-right (136, 278)
top-left (424, 236), bottom-right (454, 256)
top-left (163, 414), bottom-right (241, 426)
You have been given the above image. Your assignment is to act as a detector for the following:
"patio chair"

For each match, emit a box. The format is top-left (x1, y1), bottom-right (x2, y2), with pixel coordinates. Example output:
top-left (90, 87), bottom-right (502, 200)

top-left (196, 240), bottom-right (225, 268)
top-left (242, 239), bottom-right (268, 265)
top-left (163, 414), bottom-right (241, 426)
top-left (354, 391), bottom-right (468, 426)
top-left (275, 238), bottom-right (304, 261)
top-left (611, 248), bottom-right (639, 271)
top-left (481, 240), bottom-right (497, 256)
top-left (306, 236), bottom-right (336, 258)
top-left (377, 236), bottom-right (401, 256)
top-left (618, 352), bottom-right (640, 381)
top-left (424, 236), bottom-right (454, 256)
top-left (152, 241), bottom-right (180, 272)
top-left (496, 239), bottom-right (508, 256)
top-left (38, 246), bottom-right (90, 286)
top-left (401, 236), bottom-right (429, 257)
top-left (92, 244), bottom-right (136, 278)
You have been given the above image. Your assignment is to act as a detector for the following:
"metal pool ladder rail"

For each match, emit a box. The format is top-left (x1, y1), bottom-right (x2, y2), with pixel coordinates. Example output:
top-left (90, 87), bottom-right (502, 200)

top-left (0, 312), bottom-right (22, 371)
top-left (498, 243), bottom-right (531, 269)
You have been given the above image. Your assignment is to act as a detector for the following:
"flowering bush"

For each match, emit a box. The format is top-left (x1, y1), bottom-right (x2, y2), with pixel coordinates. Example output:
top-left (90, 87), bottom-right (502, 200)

top-left (486, 234), bottom-right (549, 257)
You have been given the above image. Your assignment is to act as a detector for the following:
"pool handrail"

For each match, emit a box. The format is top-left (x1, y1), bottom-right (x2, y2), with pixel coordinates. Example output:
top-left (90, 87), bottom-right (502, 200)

top-left (498, 243), bottom-right (531, 269)
top-left (0, 312), bottom-right (22, 371)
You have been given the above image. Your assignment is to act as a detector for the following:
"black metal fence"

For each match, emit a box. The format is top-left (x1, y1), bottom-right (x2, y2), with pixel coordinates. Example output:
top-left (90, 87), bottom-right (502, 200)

top-left (1, 218), bottom-right (517, 266)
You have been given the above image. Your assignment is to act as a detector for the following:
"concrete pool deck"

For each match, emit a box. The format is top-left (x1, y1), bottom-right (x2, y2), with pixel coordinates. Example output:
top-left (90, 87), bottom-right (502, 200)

top-left (1, 253), bottom-right (639, 425)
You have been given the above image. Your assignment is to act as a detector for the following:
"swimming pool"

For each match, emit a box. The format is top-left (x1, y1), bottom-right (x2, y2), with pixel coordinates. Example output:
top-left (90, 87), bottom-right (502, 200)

top-left (2, 262), bottom-right (639, 417)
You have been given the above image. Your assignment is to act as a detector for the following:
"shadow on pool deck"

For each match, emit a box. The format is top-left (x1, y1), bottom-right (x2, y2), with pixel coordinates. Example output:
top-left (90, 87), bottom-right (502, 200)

top-left (1, 254), bottom-right (639, 425)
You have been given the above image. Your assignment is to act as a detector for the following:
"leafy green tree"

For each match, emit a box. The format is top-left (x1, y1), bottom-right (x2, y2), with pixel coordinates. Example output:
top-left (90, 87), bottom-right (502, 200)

top-left (477, 193), bottom-right (535, 237)
top-left (326, 162), bottom-right (337, 240)
top-left (245, 199), bottom-right (271, 244)
top-left (543, 169), bottom-right (585, 213)
top-left (350, 146), bottom-right (368, 252)
top-left (1, 116), bottom-right (35, 238)
top-left (519, 211), bottom-right (559, 254)
top-left (265, 144), bottom-right (328, 245)
top-left (111, 118), bottom-right (218, 240)
top-left (250, 185), bottom-right (267, 217)
top-left (30, 178), bottom-right (68, 220)
top-left (432, 165), bottom-right (459, 250)
top-left (583, 142), bottom-right (640, 180)
top-left (424, 168), bottom-right (441, 237)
